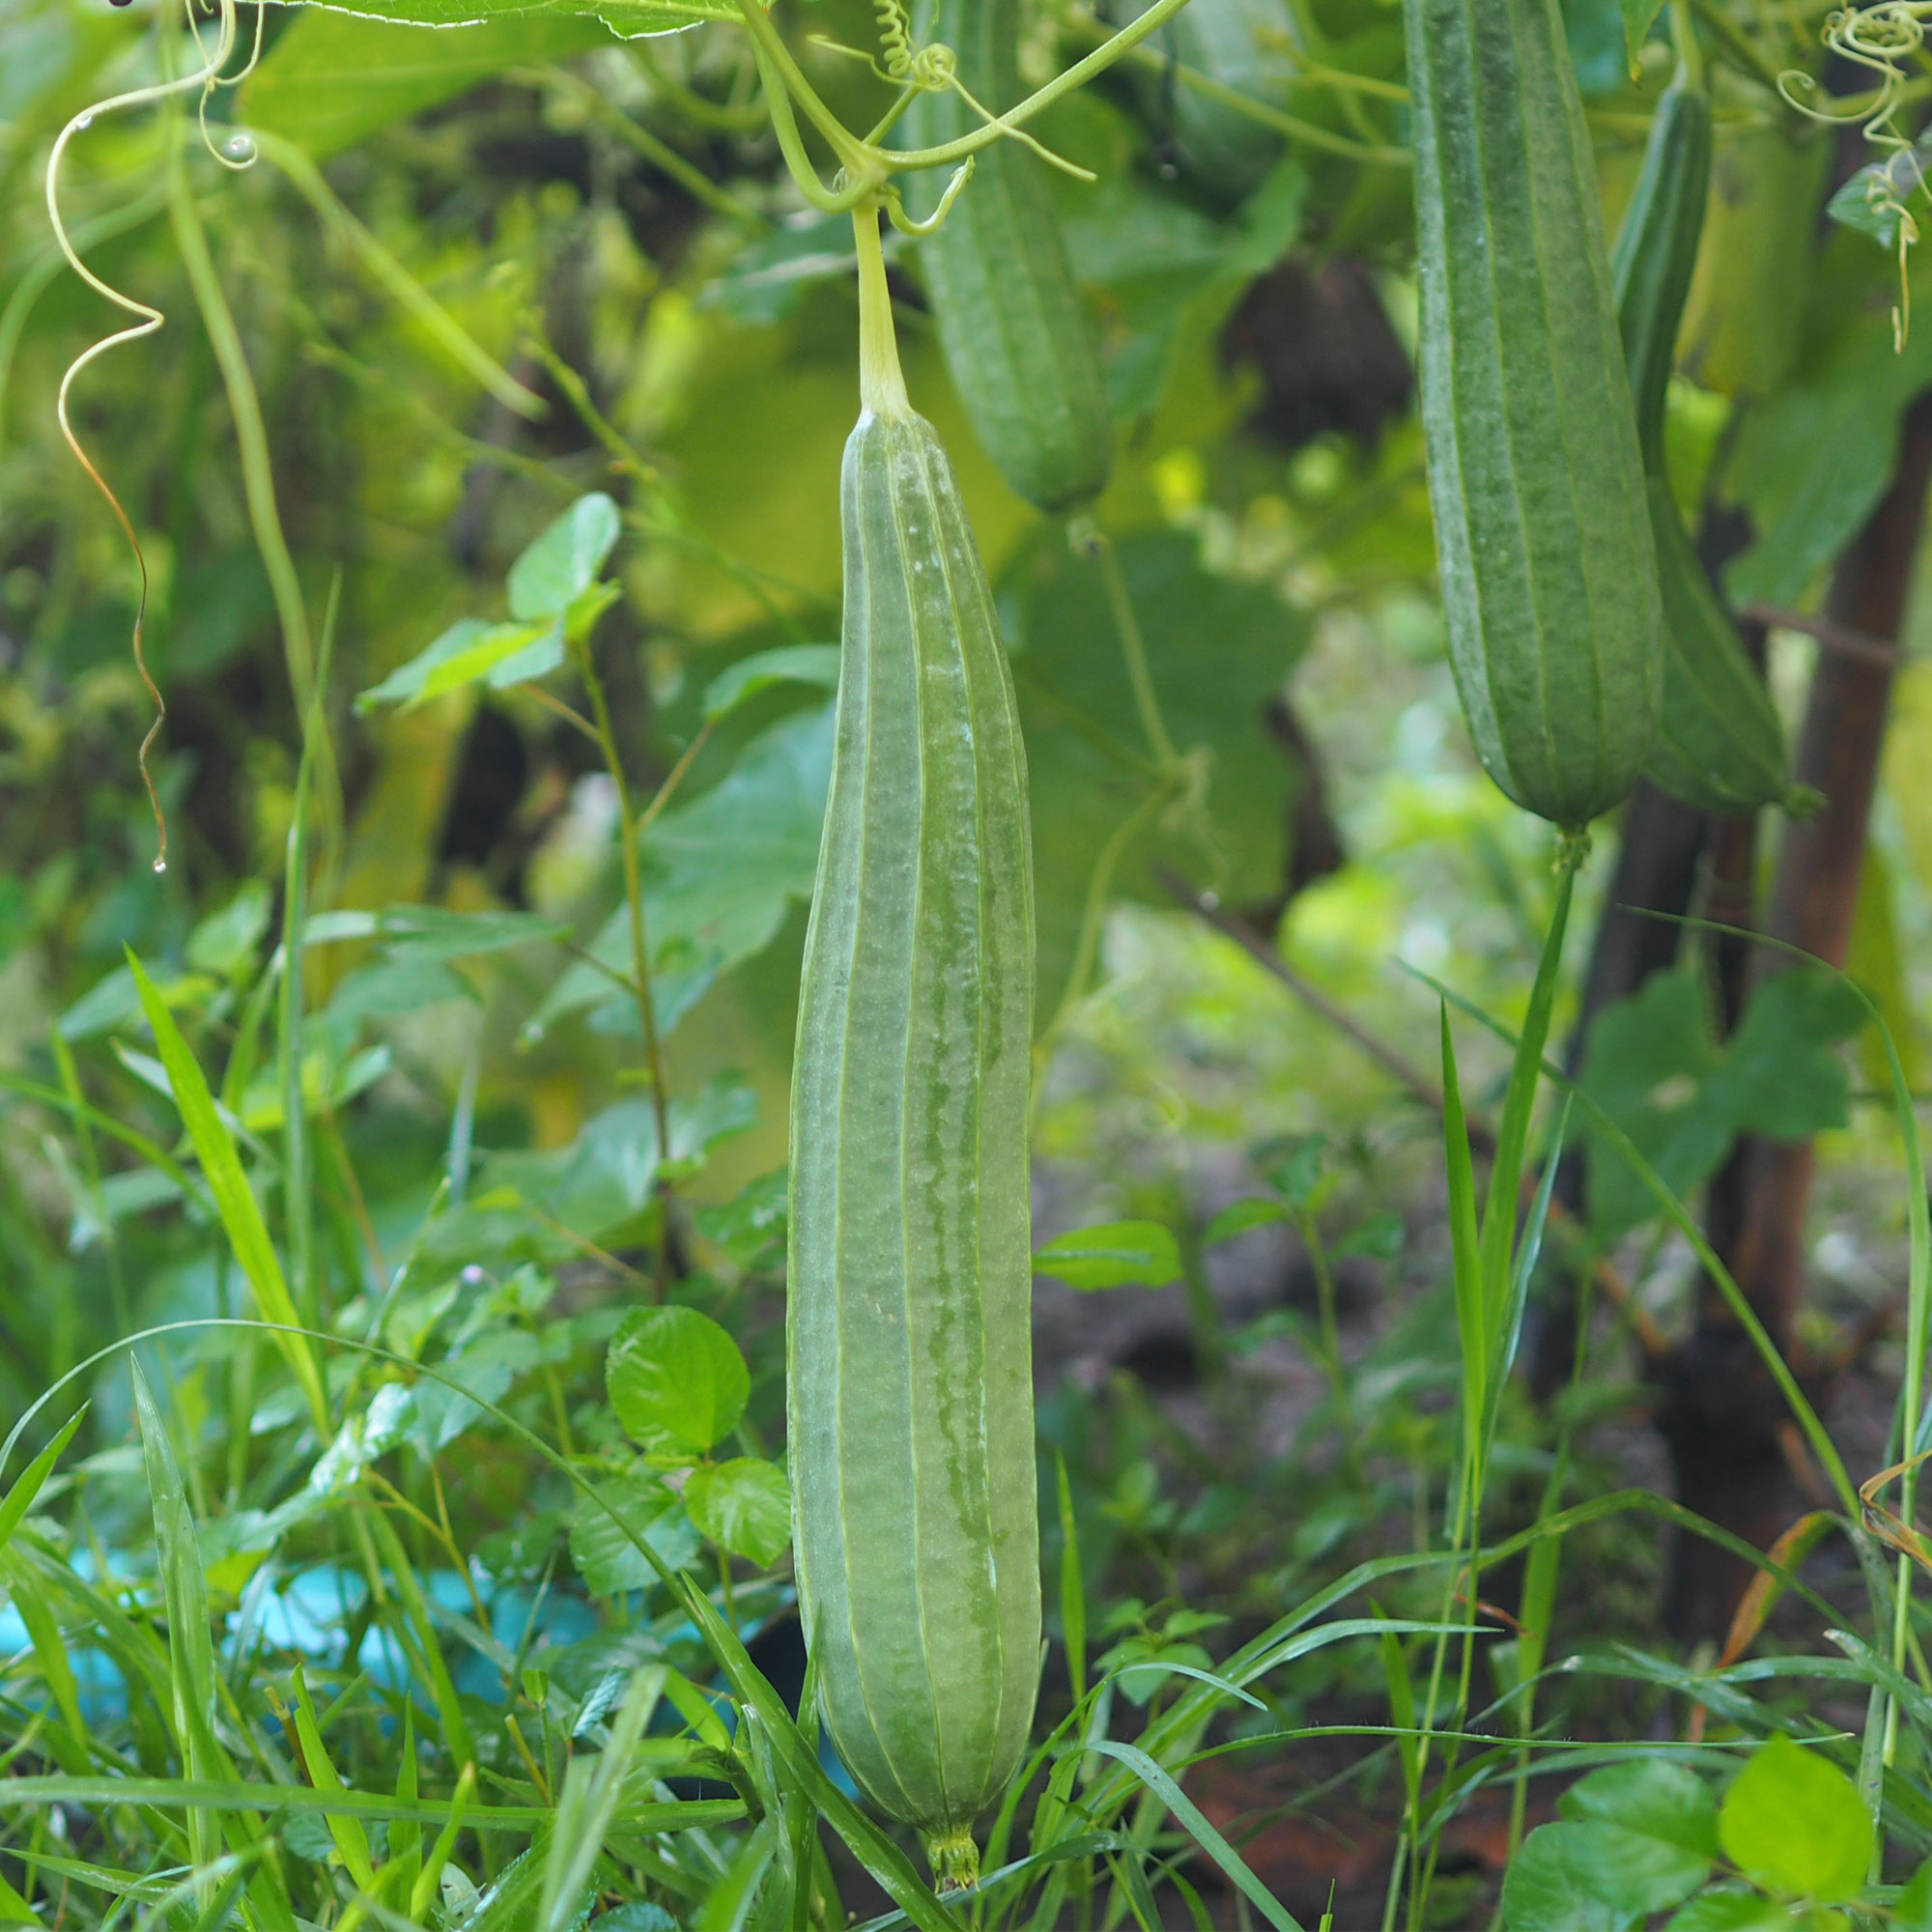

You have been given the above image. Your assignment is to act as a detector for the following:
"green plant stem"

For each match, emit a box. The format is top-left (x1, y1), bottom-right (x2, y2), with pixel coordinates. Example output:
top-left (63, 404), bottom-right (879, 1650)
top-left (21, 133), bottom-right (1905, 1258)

top-left (521, 66), bottom-right (768, 226)
top-left (1669, 0), bottom-right (1704, 89)
top-left (1688, 0), bottom-right (1784, 91)
top-left (1087, 528), bottom-right (1177, 771)
top-left (253, 131), bottom-right (541, 418)
top-left (1293, 1208), bottom-right (1368, 1495)
top-left (730, 0), bottom-right (874, 180)
top-left (165, 139), bottom-right (317, 749)
top-left (627, 40), bottom-right (770, 131)
top-left (890, 0), bottom-right (1207, 170)
top-left (1065, 21), bottom-right (1410, 165)
top-left (572, 638), bottom-right (673, 1237)
top-left (852, 204), bottom-right (908, 415)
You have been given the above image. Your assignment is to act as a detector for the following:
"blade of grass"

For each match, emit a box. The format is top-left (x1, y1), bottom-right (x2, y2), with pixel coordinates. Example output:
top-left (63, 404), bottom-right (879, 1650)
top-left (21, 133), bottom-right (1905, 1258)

top-left (0, 1406), bottom-right (84, 1555)
top-left (127, 952), bottom-right (329, 1432)
top-left (288, 1661), bottom-right (379, 1890)
top-left (1082, 1742), bottom-right (1302, 1932)
top-left (537, 1664), bottom-right (664, 1931)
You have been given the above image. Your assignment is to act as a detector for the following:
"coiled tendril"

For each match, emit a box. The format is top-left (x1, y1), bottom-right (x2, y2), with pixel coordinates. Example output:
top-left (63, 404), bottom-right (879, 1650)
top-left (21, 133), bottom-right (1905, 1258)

top-left (46, 0), bottom-right (264, 872)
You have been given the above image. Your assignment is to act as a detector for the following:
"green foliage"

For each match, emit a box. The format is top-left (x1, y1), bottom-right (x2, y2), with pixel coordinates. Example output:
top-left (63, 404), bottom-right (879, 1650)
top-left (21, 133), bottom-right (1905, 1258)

top-left (1034, 1219), bottom-right (1183, 1289)
top-left (6, 0), bottom-right (1932, 1925)
top-left (1580, 967), bottom-right (1866, 1236)
top-left (608, 1304), bottom-right (749, 1461)
top-left (1717, 1735), bottom-right (1871, 1905)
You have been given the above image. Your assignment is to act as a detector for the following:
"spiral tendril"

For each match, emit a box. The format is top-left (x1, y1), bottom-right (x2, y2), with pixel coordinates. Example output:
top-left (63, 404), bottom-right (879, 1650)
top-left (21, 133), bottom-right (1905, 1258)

top-left (46, 0), bottom-right (248, 871)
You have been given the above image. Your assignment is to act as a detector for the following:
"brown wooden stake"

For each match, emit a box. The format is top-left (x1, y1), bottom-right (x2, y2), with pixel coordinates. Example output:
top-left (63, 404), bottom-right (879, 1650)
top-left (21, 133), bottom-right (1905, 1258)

top-left (1662, 387), bottom-right (1932, 1640)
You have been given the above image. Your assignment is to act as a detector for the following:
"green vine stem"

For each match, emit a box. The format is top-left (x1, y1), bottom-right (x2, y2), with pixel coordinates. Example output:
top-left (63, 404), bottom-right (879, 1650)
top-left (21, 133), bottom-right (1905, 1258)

top-left (734, 0), bottom-right (1204, 216)
top-left (853, 203), bottom-right (909, 416)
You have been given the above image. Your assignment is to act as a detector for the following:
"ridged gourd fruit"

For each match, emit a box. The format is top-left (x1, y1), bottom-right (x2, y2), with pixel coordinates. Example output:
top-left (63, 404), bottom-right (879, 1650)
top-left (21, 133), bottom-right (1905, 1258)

top-left (787, 205), bottom-right (1040, 1890)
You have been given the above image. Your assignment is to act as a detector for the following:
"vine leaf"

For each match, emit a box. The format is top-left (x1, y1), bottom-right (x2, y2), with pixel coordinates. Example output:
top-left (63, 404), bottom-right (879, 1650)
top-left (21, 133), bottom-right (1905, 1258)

top-left (1622, 0), bottom-right (1665, 75)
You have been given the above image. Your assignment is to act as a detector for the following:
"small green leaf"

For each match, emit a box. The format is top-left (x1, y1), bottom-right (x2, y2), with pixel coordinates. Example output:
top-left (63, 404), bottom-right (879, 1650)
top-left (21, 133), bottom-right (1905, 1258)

top-left (1661, 1889), bottom-right (1794, 1931)
top-left (1202, 1198), bottom-right (1290, 1246)
top-left (1333, 1211), bottom-right (1404, 1262)
top-left (1034, 1220), bottom-right (1182, 1290)
top-left (1622, 0), bottom-right (1665, 73)
top-left (376, 905), bottom-right (568, 959)
top-left (1258, 1132), bottom-right (1325, 1209)
top-left (702, 643), bottom-right (841, 722)
top-left (185, 880), bottom-right (272, 979)
top-left (356, 617), bottom-right (557, 710)
top-left (1894, 1857), bottom-right (1932, 1932)
top-left (568, 1467), bottom-right (701, 1597)
top-left (1827, 142), bottom-right (1932, 252)
top-left (695, 1169), bottom-right (788, 1267)
top-left (507, 493), bottom-right (620, 621)
top-left (1718, 1734), bottom-right (1871, 1905)
top-left (1552, 1760), bottom-right (1717, 1915)
top-left (685, 1458), bottom-right (791, 1566)
top-left (608, 1305), bottom-right (749, 1460)
top-left (1500, 1824), bottom-right (1642, 1932)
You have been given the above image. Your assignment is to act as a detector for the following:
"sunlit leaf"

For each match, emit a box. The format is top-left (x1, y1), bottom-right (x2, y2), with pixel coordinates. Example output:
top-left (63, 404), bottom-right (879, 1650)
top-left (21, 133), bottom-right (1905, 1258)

top-left (1034, 1220), bottom-right (1182, 1290)
top-left (507, 493), bottom-right (621, 621)
top-left (685, 1457), bottom-right (790, 1565)
top-left (608, 1305), bottom-right (749, 1461)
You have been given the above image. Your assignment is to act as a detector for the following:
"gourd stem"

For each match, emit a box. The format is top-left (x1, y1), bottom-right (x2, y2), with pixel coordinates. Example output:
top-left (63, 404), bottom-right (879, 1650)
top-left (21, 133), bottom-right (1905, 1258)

top-left (1669, 0), bottom-right (1703, 89)
top-left (853, 205), bottom-right (909, 417)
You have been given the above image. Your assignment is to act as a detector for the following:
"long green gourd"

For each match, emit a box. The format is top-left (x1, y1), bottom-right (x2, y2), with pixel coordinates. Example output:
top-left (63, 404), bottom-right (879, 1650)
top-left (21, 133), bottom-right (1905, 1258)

top-left (1406, 0), bottom-right (1662, 829)
top-left (1611, 78), bottom-right (1796, 814)
top-left (788, 205), bottom-right (1039, 1889)
top-left (907, 0), bottom-right (1114, 513)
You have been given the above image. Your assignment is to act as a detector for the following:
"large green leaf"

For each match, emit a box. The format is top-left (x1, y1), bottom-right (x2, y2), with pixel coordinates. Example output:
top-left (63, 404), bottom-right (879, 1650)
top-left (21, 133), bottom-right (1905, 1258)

top-left (1500, 1824), bottom-right (1642, 1932)
top-left (1717, 1735), bottom-right (1871, 1905)
top-left (1580, 967), bottom-right (1865, 1236)
top-left (607, 1304), bottom-right (749, 1461)
top-left (1010, 528), bottom-right (1309, 1016)
top-left (482, 1076), bottom-right (755, 1240)
top-left (238, 8), bottom-right (617, 158)
top-left (1550, 1761), bottom-right (1717, 1917)
top-left (259, 0), bottom-right (736, 35)
top-left (1057, 143), bottom-right (1306, 418)
top-left (1726, 255), bottom-right (1932, 608)
top-left (527, 703), bottom-right (832, 1043)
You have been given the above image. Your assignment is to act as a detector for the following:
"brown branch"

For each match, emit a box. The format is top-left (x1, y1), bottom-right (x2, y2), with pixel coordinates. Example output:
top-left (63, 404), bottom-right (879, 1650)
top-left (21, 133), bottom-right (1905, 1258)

top-left (1739, 602), bottom-right (1901, 671)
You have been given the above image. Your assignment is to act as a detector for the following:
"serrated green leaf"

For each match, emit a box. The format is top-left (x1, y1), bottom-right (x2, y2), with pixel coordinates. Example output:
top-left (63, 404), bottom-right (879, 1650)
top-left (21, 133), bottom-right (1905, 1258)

top-left (608, 1305), bottom-right (749, 1460)
top-left (1012, 529), bottom-right (1310, 1018)
top-left (377, 905), bottom-right (568, 958)
top-left (685, 1458), bottom-right (791, 1565)
top-left (568, 1469), bottom-right (701, 1597)
top-left (526, 705), bottom-right (831, 1043)
top-left (1582, 967), bottom-right (1863, 1236)
top-left (1551, 1760), bottom-right (1717, 1915)
top-left (1718, 1735), bottom-right (1871, 1905)
top-left (1034, 1220), bottom-right (1182, 1290)
top-left (1500, 1824), bottom-right (1643, 1932)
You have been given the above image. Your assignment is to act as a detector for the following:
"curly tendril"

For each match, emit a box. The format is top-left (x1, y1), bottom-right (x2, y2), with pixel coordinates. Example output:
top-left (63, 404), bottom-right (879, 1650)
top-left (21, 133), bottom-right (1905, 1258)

top-left (1778, 4), bottom-right (1932, 349)
top-left (45, 0), bottom-right (261, 873)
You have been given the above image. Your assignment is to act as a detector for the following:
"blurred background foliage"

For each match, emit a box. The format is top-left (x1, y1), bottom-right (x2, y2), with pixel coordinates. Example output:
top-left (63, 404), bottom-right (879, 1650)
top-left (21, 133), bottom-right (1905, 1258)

top-left (9, 0), bottom-right (1932, 1919)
